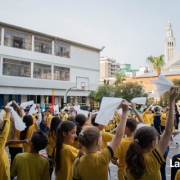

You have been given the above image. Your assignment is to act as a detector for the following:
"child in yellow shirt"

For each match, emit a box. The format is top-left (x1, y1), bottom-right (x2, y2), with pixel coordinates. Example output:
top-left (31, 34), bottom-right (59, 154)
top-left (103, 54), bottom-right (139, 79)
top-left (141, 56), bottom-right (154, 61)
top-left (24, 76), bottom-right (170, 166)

top-left (125, 87), bottom-right (179, 180)
top-left (0, 108), bottom-right (11, 180)
top-left (73, 100), bottom-right (129, 180)
top-left (20, 115), bottom-right (36, 152)
top-left (47, 117), bottom-right (61, 178)
top-left (91, 116), bottom-right (114, 151)
top-left (71, 114), bottom-right (87, 149)
top-left (11, 130), bottom-right (49, 180)
top-left (112, 118), bottom-right (137, 180)
top-left (54, 121), bottom-right (79, 180)
top-left (160, 108), bottom-right (167, 133)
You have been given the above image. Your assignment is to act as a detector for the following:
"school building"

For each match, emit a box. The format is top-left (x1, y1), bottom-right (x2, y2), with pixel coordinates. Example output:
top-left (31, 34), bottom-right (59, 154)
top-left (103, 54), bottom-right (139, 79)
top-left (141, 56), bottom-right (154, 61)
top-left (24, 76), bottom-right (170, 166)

top-left (126, 71), bottom-right (180, 96)
top-left (0, 22), bottom-right (101, 108)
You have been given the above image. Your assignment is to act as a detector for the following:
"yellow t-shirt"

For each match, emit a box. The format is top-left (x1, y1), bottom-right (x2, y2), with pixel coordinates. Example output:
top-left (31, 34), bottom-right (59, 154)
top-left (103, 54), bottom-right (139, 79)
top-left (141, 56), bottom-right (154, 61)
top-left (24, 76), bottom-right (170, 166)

top-left (100, 131), bottom-right (114, 151)
top-left (47, 114), bottom-right (54, 127)
top-left (0, 116), bottom-right (11, 180)
top-left (23, 124), bottom-right (36, 152)
top-left (55, 144), bottom-right (78, 180)
top-left (124, 147), bottom-right (165, 180)
top-left (8, 120), bottom-right (22, 148)
top-left (74, 146), bottom-right (113, 180)
top-left (160, 112), bottom-right (166, 126)
top-left (105, 124), bottom-right (115, 131)
top-left (114, 137), bottom-right (133, 180)
top-left (114, 114), bottom-right (120, 125)
top-left (175, 169), bottom-right (180, 180)
top-left (71, 140), bottom-right (79, 149)
top-left (142, 112), bottom-right (154, 125)
top-left (11, 153), bottom-right (49, 180)
top-left (47, 131), bottom-right (56, 157)
top-left (62, 113), bottom-right (68, 121)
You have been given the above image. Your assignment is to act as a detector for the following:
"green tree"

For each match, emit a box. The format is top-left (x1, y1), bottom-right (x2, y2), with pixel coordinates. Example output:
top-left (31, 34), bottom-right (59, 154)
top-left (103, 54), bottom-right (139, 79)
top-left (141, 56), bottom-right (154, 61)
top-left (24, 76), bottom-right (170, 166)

top-left (114, 82), bottom-right (148, 102)
top-left (161, 79), bottom-right (180, 106)
top-left (88, 82), bottom-right (147, 102)
top-left (114, 72), bottom-right (126, 86)
top-left (147, 54), bottom-right (164, 75)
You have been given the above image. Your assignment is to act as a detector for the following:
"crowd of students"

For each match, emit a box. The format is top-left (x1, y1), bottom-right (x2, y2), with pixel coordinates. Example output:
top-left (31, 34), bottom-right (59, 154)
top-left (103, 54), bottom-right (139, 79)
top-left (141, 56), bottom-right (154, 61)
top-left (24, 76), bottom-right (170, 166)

top-left (0, 87), bottom-right (180, 180)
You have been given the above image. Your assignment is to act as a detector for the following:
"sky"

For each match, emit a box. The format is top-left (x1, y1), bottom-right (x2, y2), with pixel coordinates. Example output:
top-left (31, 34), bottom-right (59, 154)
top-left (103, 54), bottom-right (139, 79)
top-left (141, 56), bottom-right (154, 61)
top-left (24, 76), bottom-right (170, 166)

top-left (0, 0), bottom-right (180, 69)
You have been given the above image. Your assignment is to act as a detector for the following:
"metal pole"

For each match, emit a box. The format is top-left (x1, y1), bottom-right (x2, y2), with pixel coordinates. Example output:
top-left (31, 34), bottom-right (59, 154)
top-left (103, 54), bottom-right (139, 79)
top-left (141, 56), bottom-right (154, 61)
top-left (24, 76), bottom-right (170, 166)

top-left (64, 87), bottom-right (76, 104)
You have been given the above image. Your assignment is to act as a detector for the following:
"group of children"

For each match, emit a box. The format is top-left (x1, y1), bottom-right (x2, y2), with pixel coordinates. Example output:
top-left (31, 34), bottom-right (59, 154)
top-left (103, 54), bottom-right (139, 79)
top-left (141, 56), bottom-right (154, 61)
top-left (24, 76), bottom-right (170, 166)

top-left (0, 86), bottom-right (180, 180)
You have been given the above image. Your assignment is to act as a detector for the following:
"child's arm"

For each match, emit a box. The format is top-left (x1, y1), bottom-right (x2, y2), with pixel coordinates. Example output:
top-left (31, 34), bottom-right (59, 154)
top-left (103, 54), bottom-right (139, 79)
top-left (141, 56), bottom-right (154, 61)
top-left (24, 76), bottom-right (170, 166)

top-left (0, 108), bottom-right (11, 152)
top-left (109, 100), bottom-right (128, 153)
top-left (5, 139), bottom-right (29, 147)
top-left (12, 100), bottom-right (20, 109)
top-left (130, 103), bottom-right (144, 123)
top-left (158, 87), bottom-right (179, 154)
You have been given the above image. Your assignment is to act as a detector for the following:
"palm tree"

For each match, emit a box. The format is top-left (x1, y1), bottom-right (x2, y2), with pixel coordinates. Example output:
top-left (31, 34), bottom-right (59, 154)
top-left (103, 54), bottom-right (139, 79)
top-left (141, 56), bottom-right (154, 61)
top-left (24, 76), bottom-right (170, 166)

top-left (114, 72), bottom-right (126, 86)
top-left (147, 55), bottom-right (164, 76)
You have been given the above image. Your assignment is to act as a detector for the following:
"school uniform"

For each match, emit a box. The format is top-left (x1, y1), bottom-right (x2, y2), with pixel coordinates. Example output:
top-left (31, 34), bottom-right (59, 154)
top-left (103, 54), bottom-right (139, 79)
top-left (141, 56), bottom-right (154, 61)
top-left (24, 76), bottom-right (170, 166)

top-left (55, 144), bottom-right (78, 180)
top-left (73, 146), bottom-right (114, 180)
top-left (11, 153), bottom-right (49, 180)
top-left (100, 131), bottom-right (114, 151)
top-left (0, 116), bottom-right (11, 180)
top-left (175, 170), bottom-right (180, 180)
top-left (124, 147), bottom-right (165, 180)
top-left (160, 112), bottom-right (166, 132)
top-left (23, 124), bottom-right (36, 152)
top-left (113, 137), bottom-right (133, 180)
top-left (47, 131), bottom-right (56, 177)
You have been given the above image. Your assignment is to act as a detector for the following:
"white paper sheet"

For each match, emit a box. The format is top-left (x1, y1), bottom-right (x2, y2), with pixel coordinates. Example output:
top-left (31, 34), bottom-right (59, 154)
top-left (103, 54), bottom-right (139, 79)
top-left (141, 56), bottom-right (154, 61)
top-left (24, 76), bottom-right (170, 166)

top-left (28, 104), bottom-right (37, 115)
top-left (20, 100), bottom-right (34, 109)
top-left (76, 109), bottom-right (89, 117)
top-left (10, 107), bottom-right (26, 131)
top-left (95, 97), bottom-right (122, 125)
top-left (131, 97), bottom-right (146, 105)
top-left (136, 123), bottom-right (150, 130)
top-left (0, 109), bottom-right (5, 121)
top-left (150, 75), bottom-right (174, 95)
top-left (5, 101), bottom-right (12, 108)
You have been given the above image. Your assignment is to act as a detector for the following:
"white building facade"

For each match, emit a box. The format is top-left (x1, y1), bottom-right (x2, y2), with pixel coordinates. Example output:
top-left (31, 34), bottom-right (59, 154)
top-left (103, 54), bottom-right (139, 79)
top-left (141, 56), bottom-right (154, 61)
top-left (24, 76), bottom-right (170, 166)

top-left (0, 22), bottom-right (100, 107)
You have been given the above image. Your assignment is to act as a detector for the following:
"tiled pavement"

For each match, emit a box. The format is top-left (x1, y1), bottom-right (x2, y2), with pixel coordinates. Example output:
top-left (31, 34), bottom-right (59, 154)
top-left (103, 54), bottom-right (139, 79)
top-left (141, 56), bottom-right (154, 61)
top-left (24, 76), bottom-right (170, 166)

top-left (7, 133), bottom-right (180, 180)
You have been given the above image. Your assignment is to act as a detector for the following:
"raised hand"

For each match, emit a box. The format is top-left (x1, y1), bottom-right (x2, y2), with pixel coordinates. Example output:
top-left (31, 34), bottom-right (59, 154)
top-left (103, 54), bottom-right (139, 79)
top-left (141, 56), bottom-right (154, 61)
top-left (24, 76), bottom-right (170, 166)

top-left (169, 86), bottom-right (179, 102)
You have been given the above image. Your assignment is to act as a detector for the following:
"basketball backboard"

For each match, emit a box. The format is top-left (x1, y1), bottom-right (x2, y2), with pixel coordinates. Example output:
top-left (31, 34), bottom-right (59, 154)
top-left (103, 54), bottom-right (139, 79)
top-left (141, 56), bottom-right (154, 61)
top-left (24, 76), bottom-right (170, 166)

top-left (76, 77), bottom-right (89, 90)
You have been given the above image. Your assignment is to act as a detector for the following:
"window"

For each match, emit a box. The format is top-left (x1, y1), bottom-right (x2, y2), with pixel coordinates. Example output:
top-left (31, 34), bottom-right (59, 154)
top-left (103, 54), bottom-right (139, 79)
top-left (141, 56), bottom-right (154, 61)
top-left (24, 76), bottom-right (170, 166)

top-left (33, 63), bottom-right (51, 79)
top-left (54, 41), bottom-right (70, 58)
top-left (34, 36), bottom-right (52, 54)
top-left (3, 58), bottom-right (31, 77)
top-left (0, 28), bottom-right (1, 45)
top-left (4, 29), bottom-right (32, 50)
top-left (54, 66), bottom-right (70, 81)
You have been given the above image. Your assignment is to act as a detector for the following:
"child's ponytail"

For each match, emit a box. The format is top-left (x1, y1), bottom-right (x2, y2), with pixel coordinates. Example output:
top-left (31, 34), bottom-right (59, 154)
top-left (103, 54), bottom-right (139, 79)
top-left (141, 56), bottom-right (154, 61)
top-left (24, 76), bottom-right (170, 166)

top-left (125, 126), bottom-right (158, 179)
top-left (126, 140), bottom-right (145, 179)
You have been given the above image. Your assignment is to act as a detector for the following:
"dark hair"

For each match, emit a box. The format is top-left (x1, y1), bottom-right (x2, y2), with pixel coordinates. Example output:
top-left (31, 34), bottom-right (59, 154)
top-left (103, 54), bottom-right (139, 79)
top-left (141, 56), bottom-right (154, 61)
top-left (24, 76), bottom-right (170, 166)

top-left (48, 117), bottom-right (61, 139)
top-left (126, 126), bottom-right (158, 179)
top-left (55, 121), bottom-right (76, 173)
top-left (91, 115), bottom-right (99, 126)
top-left (31, 130), bottom-right (48, 151)
top-left (67, 115), bottom-right (75, 122)
top-left (126, 118), bottom-right (137, 132)
top-left (75, 114), bottom-right (86, 141)
top-left (20, 115), bottom-right (33, 140)
top-left (78, 126), bottom-right (100, 149)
